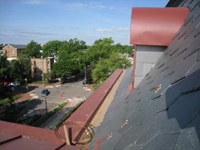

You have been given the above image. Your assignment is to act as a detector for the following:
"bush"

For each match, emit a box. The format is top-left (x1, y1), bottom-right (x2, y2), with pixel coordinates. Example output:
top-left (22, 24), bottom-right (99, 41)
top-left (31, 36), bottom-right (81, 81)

top-left (50, 102), bottom-right (83, 130)
top-left (93, 82), bottom-right (102, 91)
top-left (33, 102), bottom-right (67, 127)
top-left (15, 78), bottom-right (21, 82)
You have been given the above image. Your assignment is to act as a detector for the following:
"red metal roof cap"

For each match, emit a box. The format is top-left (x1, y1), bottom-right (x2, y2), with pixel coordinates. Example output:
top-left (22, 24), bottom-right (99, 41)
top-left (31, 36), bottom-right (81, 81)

top-left (130, 7), bottom-right (188, 46)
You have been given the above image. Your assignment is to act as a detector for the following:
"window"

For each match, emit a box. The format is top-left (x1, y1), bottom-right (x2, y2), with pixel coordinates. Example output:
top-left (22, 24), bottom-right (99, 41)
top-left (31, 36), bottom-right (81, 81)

top-left (34, 68), bottom-right (37, 73)
top-left (34, 61), bottom-right (36, 66)
top-left (47, 61), bottom-right (50, 67)
top-left (5, 50), bottom-right (7, 53)
top-left (47, 68), bottom-right (50, 72)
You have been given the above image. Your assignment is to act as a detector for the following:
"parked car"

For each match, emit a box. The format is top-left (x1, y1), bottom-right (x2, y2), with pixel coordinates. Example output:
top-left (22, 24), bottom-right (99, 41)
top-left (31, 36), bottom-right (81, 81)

top-left (2, 81), bottom-right (9, 85)
top-left (77, 73), bottom-right (85, 78)
top-left (15, 103), bottom-right (25, 110)
top-left (9, 82), bottom-right (20, 86)
top-left (71, 77), bottom-right (78, 82)
top-left (24, 113), bottom-right (41, 125)
top-left (3, 85), bottom-right (15, 91)
top-left (41, 89), bottom-right (49, 97)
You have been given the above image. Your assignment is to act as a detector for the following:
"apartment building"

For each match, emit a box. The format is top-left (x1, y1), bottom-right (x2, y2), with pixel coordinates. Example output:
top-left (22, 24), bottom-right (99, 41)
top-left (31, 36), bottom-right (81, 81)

top-left (2, 44), bottom-right (26, 61)
top-left (31, 57), bottom-right (53, 80)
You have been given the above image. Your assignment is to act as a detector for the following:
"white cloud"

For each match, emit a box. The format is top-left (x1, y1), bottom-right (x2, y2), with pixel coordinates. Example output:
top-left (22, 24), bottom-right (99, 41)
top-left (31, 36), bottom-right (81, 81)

top-left (97, 27), bottom-right (129, 33)
top-left (69, 2), bottom-right (88, 7)
top-left (116, 27), bottom-right (129, 31)
top-left (69, 2), bottom-right (114, 10)
top-left (97, 29), bottom-right (113, 33)
top-left (18, 30), bottom-right (59, 35)
top-left (22, 0), bottom-right (43, 5)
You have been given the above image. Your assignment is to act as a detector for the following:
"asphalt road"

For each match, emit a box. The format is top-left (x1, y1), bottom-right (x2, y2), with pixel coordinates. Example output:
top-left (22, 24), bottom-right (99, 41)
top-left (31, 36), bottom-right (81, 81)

top-left (17, 78), bottom-right (93, 116)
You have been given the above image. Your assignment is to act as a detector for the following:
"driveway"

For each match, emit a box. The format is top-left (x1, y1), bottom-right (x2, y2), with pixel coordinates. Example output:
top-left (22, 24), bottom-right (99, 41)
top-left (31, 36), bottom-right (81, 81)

top-left (14, 78), bottom-right (93, 116)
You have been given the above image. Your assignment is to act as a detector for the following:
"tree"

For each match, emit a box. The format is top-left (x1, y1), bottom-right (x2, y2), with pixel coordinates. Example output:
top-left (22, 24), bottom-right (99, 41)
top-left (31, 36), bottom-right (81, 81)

top-left (0, 54), bottom-right (10, 95)
top-left (22, 40), bottom-right (41, 58)
top-left (0, 54), bottom-right (10, 81)
top-left (42, 40), bottom-right (62, 57)
top-left (115, 43), bottom-right (133, 54)
top-left (92, 52), bottom-right (132, 86)
top-left (53, 50), bottom-right (80, 79)
top-left (1, 96), bottom-right (24, 123)
top-left (87, 37), bottom-right (116, 67)
top-left (58, 39), bottom-right (87, 55)
top-left (0, 43), bottom-right (4, 53)
top-left (53, 38), bottom-right (88, 79)
top-left (92, 58), bottom-right (110, 83)
top-left (10, 59), bottom-right (21, 80)
top-left (10, 53), bottom-right (31, 81)
top-left (43, 72), bottom-right (54, 83)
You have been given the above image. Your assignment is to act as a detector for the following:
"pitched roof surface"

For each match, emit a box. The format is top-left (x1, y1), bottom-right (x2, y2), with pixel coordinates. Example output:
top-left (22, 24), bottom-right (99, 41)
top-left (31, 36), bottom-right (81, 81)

top-left (89, 0), bottom-right (200, 149)
top-left (9, 44), bottom-right (27, 49)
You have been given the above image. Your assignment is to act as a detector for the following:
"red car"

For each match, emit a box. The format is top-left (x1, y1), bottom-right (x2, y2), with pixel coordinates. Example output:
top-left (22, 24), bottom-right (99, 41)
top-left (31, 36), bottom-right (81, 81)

top-left (2, 81), bottom-right (9, 85)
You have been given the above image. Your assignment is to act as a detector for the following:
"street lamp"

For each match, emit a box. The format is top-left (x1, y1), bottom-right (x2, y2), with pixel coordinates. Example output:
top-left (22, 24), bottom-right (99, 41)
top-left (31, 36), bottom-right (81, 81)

top-left (84, 65), bottom-right (89, 100)
top-left (45, 95), bottom-right (47, 116)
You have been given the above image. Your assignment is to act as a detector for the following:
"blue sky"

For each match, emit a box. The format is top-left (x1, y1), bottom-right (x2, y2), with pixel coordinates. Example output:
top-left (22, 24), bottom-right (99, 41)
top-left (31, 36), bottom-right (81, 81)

top-left (0, 0), bottom-right (169, 45)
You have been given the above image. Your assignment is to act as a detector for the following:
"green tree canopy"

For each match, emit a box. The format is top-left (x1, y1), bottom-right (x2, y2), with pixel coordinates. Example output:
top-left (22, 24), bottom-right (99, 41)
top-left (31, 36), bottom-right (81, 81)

top-left (42, 40), bottom-right (62, 57)
top-left (115, 43), bottom-right (134, 54)
top-left (52, 38), bottom-right (88, 78)
top-left (58, 38), bottom-right (87, 54)
top-left (92, 52), bottom-right (132, 84)
top-left (0, 54), bottom-right (10, 81)
top-left (87, 37), bottom-right (116, 67)
top-left (22, 40), bottom-right (42, 58)
top-left (10, 53), bottom-right (31, 81)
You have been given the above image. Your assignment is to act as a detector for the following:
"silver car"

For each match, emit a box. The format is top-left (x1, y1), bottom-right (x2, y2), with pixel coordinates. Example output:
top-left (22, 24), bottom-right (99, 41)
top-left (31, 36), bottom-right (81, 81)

top-left (9, 82), bottom-right (20, 86)
top-left (41, 89), bottom-right (49, 97)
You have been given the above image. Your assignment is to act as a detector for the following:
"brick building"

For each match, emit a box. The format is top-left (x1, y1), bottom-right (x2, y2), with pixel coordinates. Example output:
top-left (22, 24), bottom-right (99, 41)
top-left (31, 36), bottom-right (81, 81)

top-left (31, 57), bottom-right (53, 80)
top-left (2, 44), bottom-right (26, 61)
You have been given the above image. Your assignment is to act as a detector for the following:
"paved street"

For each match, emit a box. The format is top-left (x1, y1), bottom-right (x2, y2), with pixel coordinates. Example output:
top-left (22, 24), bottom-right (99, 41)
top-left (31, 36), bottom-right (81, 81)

top-left (14, 78), bottom-right (93, 116)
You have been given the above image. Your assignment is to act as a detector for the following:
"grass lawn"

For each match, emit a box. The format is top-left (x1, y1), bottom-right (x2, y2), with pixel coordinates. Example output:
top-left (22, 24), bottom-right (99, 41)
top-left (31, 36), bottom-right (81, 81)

top-left (19, 99), bottom-right (30, 104)
top-left (32, 79), bottom-right (59, 85)
top-left (0, 95), bottom-right (21, 105)
top-left (50, 102), bottom-right (83, 130)
top-left (32, 80), bottom-right (50, 84)
top-left (33, 102), bottom-right (67, 127)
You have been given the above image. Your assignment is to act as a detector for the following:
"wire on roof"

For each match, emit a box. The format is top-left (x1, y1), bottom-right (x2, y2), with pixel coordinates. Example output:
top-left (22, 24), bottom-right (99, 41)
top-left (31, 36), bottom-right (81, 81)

top-left (55, 121), bottom-right (95, 145)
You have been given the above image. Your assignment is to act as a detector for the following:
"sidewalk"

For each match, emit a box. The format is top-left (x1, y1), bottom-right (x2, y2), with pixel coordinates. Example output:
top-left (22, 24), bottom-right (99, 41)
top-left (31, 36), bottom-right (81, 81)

top-left (15, 93), bottom-right (33, 103)
top-left (40, 98), bottom-right (84, 129)
top-left (28, 82), bottom-right (62, 88)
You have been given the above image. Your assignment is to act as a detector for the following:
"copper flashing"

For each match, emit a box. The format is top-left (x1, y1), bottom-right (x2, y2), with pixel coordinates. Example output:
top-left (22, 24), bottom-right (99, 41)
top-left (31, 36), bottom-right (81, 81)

top-left (130, 7), bottom-right (188, 46)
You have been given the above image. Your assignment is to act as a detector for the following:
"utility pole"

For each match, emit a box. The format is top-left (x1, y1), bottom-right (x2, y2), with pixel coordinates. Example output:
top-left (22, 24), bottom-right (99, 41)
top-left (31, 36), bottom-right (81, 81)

top-left (25, 78), bottom-right (28, 92)
top-left (45, 95), bottom-right (47, 116)
top-left (84, 65), bottom-right (89, 100)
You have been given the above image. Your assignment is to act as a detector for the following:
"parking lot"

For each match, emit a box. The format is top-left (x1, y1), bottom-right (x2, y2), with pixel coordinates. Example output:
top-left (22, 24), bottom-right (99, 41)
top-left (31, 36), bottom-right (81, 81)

top-left (13, 78), bottom-right (93, 116)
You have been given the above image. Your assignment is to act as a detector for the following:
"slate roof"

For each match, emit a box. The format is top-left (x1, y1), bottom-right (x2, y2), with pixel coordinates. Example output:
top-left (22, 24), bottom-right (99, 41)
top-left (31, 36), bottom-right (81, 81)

top-left (9, 44), bottom-right (27, 49)
top-left (89, 0), bottom-right (200, 149)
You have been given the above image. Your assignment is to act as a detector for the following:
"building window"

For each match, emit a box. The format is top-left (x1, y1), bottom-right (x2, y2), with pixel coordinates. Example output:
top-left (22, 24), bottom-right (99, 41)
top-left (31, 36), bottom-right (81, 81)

top-left (5, 50), bottom-right (7, 53)
top-left (47, 61), bottom-right (50, 67)
top-left (47, 68), bottom-right (50, 72)
top-left (34, 68), bottom-right (37, 73)
top-left (34, 61), bottom-right (36, 66)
